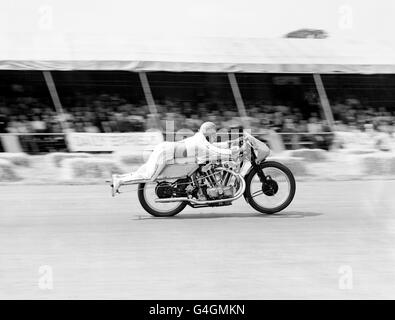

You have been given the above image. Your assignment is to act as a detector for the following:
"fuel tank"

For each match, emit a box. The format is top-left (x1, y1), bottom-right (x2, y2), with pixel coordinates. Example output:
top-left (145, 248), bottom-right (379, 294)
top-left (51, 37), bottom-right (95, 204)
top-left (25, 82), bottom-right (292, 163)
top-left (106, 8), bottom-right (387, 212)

top-left (156, 163), bottom-right (199, 180)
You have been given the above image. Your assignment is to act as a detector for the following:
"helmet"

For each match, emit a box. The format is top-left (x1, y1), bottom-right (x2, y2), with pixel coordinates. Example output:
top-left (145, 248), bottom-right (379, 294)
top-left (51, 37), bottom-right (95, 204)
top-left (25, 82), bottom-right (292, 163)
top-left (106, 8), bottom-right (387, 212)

top-left (199, 121), bottom-right (217, 142)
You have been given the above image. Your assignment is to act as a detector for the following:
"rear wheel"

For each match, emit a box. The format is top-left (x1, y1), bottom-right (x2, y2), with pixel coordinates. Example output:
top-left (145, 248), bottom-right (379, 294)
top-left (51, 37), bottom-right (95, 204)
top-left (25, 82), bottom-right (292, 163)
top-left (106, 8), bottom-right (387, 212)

top-left (244, 161), bottom-right (296, 214)
top-left (137, 182), bottom-right (187, 217)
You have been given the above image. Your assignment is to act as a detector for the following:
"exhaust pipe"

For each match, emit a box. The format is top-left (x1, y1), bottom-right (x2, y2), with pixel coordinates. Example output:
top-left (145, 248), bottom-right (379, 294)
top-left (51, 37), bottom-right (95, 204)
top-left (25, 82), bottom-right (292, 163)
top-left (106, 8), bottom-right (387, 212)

top-left (155, 173), bottom-right (246, 205)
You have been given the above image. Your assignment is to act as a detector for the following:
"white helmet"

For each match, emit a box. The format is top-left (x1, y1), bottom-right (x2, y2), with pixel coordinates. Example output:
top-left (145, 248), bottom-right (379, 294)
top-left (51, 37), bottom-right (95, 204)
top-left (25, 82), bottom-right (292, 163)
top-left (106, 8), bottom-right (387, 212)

top-left (199, 121), bottom-right (217, 142)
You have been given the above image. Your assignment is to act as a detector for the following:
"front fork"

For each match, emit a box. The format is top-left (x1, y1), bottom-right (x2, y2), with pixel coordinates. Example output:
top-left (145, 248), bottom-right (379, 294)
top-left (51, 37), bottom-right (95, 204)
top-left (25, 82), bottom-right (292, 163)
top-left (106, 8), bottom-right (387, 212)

top-left (250, 146), bottom-right (267, 182)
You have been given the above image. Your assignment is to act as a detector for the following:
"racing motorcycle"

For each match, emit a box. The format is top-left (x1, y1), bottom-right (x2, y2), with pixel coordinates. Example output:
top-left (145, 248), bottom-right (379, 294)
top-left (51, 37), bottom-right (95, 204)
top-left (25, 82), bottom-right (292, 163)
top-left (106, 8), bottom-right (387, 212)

top-left (121, 133), bottom-right (296, 217)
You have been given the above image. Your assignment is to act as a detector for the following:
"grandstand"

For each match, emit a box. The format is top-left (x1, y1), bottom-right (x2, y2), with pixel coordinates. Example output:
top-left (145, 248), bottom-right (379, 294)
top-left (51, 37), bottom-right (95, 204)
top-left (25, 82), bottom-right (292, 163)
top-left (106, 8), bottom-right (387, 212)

top-left (1, 36), bottom-right (395, 152)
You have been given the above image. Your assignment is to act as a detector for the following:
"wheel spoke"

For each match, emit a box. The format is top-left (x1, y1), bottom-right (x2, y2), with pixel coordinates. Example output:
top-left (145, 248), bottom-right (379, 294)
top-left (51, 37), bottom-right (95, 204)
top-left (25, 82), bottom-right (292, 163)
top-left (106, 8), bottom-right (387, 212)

top-left (143, 182), bottom-right (183, 214)
top-left (248, 165), bottom-right (292, 210)
top-left (251, 190), bottom-right (264, 198)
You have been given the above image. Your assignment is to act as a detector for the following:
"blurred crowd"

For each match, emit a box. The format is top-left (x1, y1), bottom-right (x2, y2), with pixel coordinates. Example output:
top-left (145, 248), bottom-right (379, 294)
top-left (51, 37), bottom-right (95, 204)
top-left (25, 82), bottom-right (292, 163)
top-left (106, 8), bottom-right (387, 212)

top-left (331, 97), bottom-right (395, 134)
top-left (0, 91), bottom-right (394, 150)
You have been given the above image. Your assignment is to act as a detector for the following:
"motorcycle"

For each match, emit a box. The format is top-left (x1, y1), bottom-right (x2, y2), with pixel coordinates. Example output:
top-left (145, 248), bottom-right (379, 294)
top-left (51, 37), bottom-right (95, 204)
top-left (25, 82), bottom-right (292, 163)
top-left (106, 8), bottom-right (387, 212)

top-left (119, 133), bottom-right (296, 217)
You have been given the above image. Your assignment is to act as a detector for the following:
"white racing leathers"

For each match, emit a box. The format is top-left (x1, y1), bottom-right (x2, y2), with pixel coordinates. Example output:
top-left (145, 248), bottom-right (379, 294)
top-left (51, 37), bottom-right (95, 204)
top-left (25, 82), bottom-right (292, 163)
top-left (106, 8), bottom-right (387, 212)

top-left (117, 131), bottom-right (270, 184)
top-left (117, 132), bottom-right (232, 184)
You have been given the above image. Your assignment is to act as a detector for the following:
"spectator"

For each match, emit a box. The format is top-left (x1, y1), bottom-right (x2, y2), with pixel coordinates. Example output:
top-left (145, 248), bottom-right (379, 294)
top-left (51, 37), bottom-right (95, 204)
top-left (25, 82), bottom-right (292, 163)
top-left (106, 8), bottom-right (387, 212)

top-left (0, 110), bottom-right (8, 133)
top-left (307, 115), bottom-right (323, 134)
top-left (30, 116), bottom-right (47, 133)
top-left (84, 121), bottom-right (100, 133)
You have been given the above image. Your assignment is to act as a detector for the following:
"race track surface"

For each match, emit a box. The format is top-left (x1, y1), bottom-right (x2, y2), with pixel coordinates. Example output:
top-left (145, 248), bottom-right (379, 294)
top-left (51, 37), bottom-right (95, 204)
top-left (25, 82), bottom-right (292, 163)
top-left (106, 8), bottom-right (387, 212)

top-left (1, 180), bottom-right (395, 299)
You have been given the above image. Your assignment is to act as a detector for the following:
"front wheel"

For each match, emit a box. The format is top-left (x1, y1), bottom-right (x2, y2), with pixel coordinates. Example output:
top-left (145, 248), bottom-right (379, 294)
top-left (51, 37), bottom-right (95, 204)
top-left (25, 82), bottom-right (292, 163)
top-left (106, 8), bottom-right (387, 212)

top-left (138, 182), bottom-right (187, 217)
top-left (244, 161), bottom-right (296, 214)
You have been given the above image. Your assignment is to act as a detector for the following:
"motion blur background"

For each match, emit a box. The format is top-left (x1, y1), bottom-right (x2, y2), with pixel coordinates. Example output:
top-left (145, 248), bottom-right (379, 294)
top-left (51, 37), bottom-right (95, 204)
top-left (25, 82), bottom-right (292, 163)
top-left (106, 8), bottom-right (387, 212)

top-left (2, 70), bottom-right (395, 153)
top-left (1, 0), bottom-right (395, 155)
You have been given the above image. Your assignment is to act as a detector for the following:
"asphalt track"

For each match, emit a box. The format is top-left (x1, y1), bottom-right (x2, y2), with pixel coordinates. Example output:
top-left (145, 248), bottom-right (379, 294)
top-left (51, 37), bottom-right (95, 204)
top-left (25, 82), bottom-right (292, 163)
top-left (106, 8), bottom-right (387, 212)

top-left (1, 180), bottom-right (395, 299)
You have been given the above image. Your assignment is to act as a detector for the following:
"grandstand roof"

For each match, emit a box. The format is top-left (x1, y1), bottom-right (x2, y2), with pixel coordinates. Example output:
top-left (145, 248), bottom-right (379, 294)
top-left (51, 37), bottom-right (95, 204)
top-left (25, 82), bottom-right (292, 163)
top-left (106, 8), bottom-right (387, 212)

top-left (2, 33), bottom-right (395, 74)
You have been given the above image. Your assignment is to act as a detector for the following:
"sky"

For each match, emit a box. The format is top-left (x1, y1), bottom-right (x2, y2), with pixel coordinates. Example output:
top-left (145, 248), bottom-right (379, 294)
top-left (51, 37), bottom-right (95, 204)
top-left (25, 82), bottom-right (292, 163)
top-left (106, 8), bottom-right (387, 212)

top-left (1, 0), bottom-right (395, 41)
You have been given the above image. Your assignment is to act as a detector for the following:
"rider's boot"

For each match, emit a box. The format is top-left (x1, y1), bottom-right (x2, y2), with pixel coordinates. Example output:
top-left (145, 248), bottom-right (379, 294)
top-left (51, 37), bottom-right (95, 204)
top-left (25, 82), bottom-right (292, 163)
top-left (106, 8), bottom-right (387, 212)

top-left (111, 173), bottom-right (138, 196)
top-left (111, 174), bottom-right (121, 197)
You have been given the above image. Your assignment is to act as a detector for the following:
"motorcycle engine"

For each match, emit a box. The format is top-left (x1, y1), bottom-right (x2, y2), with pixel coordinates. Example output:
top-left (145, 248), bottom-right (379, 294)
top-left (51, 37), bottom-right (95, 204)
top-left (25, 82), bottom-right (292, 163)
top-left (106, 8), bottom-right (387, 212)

top-left (206, 186), bottom-right (234, 200)
top-left (155, 178), bottom-right (195, 199)
top-left (174, 178), bottom-right (194, 197)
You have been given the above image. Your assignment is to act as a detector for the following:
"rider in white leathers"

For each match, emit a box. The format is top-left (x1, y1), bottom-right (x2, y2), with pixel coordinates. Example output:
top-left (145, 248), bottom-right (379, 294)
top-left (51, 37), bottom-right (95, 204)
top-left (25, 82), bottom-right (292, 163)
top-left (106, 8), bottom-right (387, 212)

top-left (111, 122), bottom-right (269, 196)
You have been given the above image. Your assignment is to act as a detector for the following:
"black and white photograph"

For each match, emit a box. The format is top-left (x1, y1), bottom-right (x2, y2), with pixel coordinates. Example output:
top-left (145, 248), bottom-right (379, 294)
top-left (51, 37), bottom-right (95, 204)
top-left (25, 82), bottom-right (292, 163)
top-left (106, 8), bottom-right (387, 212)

top-left (1, 0), bottom-right (395, 305)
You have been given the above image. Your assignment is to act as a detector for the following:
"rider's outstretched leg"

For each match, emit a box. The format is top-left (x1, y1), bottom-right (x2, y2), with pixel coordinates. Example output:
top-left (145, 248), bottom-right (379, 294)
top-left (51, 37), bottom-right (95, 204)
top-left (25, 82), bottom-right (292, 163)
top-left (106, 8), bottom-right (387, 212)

top-left (111, 142), bottom-right (173, 196)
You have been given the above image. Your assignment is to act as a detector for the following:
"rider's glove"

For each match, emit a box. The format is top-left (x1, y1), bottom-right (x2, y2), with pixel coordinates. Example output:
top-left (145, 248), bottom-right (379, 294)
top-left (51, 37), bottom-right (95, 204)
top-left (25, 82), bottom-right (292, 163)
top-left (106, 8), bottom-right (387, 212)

top-left (230, 145), bottom-right (241, 160)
